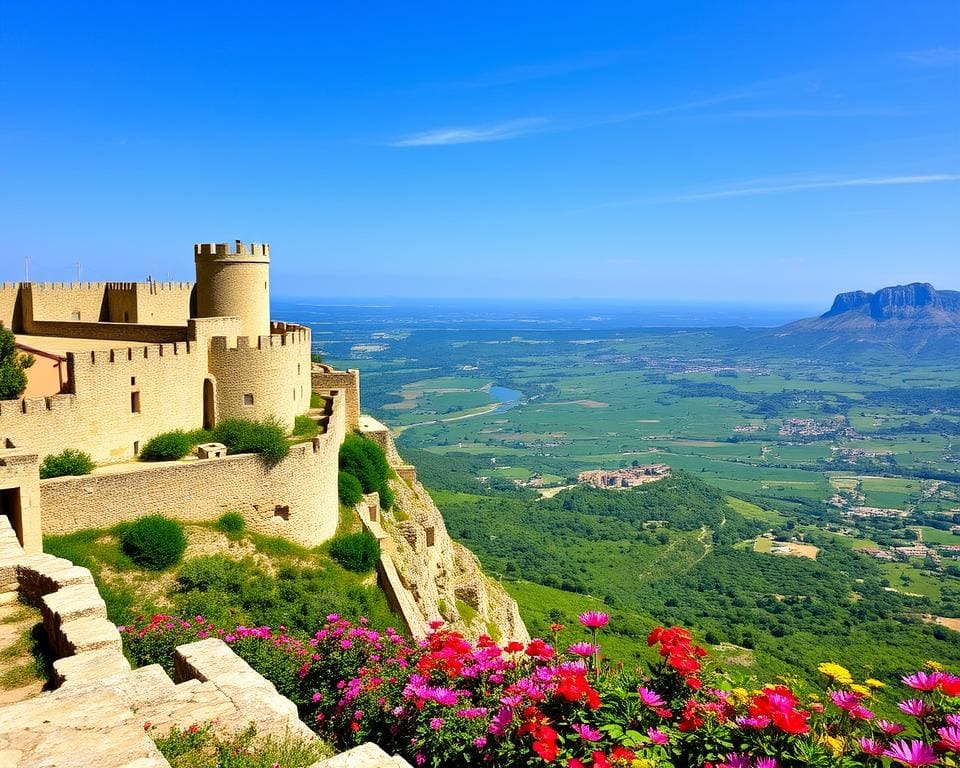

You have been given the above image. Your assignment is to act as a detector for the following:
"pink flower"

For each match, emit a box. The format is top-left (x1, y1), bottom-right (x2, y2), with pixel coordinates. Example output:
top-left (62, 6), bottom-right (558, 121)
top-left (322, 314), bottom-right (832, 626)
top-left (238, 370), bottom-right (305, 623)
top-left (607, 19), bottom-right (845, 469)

top-left (936, 725), bottom-right (960, 753)
top-left (902, 671), bottom-right (944, 691)
top-left (578, 611), bottom-right (609, 629)
top-left (848, 705), bottom-right (875, 721)
top-left (899, 699), bottom-right (935, 718)
top-left (647, 727), bottom-right (669, 745)
top-left (882, 739), bottom-right (939, 766)
top-left (755, 759), bottom-right (777, 768)
top-left (638, 686), bottom-right (666, 708)
top-left (879, 720), bottom-right (906, 735)
top-left (830, 690), bottom-right (862, 710)
top-left (568, 642), bottom-right (600, 658)
top-left (860, 738), bottom-right (885, 755)
top-left (429, 717), bottom-right (443, 730)
top-left (571, 723), bottom-right (601, 742)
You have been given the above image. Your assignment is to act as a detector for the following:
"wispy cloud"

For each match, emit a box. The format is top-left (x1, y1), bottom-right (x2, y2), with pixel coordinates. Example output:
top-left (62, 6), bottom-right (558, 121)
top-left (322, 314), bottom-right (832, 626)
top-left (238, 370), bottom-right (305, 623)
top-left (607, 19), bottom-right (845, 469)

top-left (668, 174), bottom-right (960, 201)
top-left (899, 48), bottom-right (960, 66)
top-left (585, 174), bottom-right (960, 210)
top-left (390, 117), bottom-right (548, 147)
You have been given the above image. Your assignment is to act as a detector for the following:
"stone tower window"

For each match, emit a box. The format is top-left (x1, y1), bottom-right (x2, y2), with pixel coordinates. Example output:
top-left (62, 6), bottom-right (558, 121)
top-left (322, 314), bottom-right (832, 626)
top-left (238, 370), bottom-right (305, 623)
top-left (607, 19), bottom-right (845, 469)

top-left (243, 393), bottom-right (254, 406)
top-left (130, 391), bottom-right (141, 413)
top-left (71, 311), bottom-right (81, 321)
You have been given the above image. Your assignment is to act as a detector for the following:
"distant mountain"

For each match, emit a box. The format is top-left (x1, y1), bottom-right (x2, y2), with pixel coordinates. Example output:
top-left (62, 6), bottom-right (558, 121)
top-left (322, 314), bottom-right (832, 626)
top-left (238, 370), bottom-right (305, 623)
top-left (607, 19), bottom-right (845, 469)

top-left (765, 283), bottom-right (960, 358)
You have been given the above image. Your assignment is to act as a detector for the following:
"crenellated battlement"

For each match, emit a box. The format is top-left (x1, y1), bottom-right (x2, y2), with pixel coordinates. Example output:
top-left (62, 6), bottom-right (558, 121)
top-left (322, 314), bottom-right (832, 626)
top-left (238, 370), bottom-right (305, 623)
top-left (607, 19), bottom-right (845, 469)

top-left (76, 340), bottom-right (197, 368)
top-left (0, 393), bottom-right (78, 418)
top-left (208, 323), bottom-right (310, 354)
top-left (194, 240), bottom-right (270, 261)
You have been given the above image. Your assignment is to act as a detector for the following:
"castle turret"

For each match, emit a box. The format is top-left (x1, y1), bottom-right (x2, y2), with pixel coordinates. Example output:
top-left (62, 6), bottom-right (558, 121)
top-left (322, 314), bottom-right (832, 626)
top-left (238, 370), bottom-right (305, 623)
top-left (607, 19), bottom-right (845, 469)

top-left (194, 240), bottom-right (271, 339)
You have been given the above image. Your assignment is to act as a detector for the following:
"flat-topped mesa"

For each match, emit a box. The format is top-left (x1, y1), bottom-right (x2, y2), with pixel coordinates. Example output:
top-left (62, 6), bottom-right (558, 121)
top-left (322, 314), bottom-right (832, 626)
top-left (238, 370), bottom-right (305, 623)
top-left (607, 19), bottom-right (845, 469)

top-left (194, 239), bottom-right (271, 339)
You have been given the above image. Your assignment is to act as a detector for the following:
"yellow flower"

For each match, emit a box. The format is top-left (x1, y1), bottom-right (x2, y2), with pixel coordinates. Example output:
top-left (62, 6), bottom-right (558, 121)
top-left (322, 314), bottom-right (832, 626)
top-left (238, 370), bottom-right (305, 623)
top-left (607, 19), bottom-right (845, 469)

top-left (730, 687), bottom-right (750, 706)
top-left (820, 734), bottom-right (846, 757)
top-left (849, 683), bottom-right (872, 697)
top-left (818, 662), bottom-right (853, 685)
top-left (925, 660), bottom-right (944, 672)
top-left (864, 678), bottom-right (886, 690)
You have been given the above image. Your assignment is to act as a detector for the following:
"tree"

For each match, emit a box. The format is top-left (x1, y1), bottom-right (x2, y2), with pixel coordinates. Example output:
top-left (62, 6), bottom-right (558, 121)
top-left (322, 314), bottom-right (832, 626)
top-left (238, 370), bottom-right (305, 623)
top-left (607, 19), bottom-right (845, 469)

top-left (0, 322), bottom-right (33, 400)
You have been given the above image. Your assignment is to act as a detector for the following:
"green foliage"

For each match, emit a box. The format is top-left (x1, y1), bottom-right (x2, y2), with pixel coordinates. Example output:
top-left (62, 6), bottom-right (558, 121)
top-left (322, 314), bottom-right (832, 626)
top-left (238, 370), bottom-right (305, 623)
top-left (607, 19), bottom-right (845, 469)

top-left (215, 512), bottom-right (245, 536)
top-left (310, 391), bottom-right (322, 408)
top-left (292, 414), bottom-right (319, 439)
top-left (338, 470), bottom-right (364, 505)
top-left (140, 430), bottom-right (193, 461)
top-left (120, 515), bottom-right (187, 570)
top-left (39, 448), bottom-right (95, 479)
top-left (339, 433), bottom-right (393, 509)
top-left (155, 719), bottom-right (328, 767)
top-left (328, 530), bottom-right (380, 573)
top-left (0, 321), bottom-right (33, 400)
top-left (213, 417), bottom-right (289, 465)
top-left (170, 550), bottom-right (393, 637)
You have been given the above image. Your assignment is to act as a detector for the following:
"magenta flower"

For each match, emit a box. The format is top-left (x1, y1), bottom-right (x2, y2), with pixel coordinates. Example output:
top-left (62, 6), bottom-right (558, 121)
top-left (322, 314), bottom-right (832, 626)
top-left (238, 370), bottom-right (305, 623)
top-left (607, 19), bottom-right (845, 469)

top-left (936, 725), bottom-right (960, 753)
top-left (647, 727), bottom-right (669, 745)
top-left (755, 759), bottom-right (777, 768)
top-left (882, 739), bottom-right (939, 766)
top-left (571, 723), bottom-right (601, 742)
top-left (899, 699), bottom-right (935, 718)
top-left (568, 642), bottom-right (600, 658)
top-left (578, 611), bottom-right (609, 629)
top-left (947, 714), bottom-right (960, 728)
top-left (859, 738), bottom-right (885, 756)
top-left (830, 690), bottom-right (861, 710)
top-left (718, 754), bottom-right (751, 768)
top-left (879, 719), bottom-right (907, 735)
top-left (848, 704), bottom-right (875, 720)
top-left (638, 686), bottom-right (667, 708)
top-left (902, 671), bottom-right (944, 691)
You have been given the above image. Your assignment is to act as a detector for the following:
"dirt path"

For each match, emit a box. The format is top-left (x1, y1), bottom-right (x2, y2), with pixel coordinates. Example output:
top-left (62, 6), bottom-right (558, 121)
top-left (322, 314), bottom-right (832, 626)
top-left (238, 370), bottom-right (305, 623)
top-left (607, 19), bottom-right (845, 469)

top-left (0, 600), bottom-right (46, 705)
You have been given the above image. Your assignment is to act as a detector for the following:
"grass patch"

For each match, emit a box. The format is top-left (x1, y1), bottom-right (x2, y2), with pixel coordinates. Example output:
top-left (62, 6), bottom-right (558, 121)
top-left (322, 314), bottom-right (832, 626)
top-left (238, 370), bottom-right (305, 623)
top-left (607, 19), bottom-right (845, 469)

top-left (155, 722), bottom-right (329, 768)
top-left (292, 414), bottom-right (319, 440)
top-left (456, 598), bottom-right (478, 624)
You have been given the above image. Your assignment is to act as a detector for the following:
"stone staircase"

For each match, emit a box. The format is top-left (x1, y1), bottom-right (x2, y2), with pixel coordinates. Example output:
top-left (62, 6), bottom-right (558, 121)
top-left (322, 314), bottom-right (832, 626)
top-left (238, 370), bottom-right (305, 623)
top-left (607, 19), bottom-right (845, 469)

top-left (0, 514), bottom-right (411, 767)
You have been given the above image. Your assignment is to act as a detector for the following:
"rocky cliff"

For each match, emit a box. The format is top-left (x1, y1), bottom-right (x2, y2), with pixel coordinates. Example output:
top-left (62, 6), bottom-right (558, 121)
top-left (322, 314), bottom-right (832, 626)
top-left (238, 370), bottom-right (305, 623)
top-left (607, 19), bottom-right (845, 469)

top-left (765, 282), bottom-right (960, 358)
top-left (358, 417), bottom-right (529, 644)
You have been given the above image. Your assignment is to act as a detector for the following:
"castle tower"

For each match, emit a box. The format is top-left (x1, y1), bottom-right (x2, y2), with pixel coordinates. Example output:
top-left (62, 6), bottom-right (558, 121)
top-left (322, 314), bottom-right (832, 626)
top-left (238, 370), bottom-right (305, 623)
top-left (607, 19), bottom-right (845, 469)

top-left (194, 240), bottom-right (271, 339)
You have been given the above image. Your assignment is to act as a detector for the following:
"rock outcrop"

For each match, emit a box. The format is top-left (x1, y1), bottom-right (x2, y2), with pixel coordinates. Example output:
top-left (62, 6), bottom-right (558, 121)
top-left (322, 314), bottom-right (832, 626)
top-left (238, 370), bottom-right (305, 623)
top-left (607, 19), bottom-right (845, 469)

top-left (359, 417), bottom-right (529, 643)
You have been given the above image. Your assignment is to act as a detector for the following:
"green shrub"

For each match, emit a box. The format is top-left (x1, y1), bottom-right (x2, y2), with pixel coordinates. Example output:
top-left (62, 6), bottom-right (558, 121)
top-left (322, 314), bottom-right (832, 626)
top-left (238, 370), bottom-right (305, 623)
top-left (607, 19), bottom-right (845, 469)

top-left (338, 433), bottom-right (393, 510)
top-left (39, 449), bottom-right (95, 479)
top-left (213, 418), bottom-right (289, 465)
top-left (338, 471), bottom-right (364, 506)
top-left (140, 430), bottom-right (193, 461)
top-left (215, 512), bottom-right (245, 536)
top-left (378, 484), bottom-right (395, 511)
top-left (120, 515), bottom-right (187, 570)
top-left (0, 321), bottom-right (33, 400)
top-left (328, 530), bottom-right (380, 573)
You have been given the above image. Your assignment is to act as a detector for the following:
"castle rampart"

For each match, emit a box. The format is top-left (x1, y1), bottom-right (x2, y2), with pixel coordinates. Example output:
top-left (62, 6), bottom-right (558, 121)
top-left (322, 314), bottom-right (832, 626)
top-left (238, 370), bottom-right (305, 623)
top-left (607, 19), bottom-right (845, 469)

top-left (207, 322), bottom-right (312, 430)
top-left (312, 364), bottom-right (360, 430)
top-left (38, 390), bottom-right (345, 546)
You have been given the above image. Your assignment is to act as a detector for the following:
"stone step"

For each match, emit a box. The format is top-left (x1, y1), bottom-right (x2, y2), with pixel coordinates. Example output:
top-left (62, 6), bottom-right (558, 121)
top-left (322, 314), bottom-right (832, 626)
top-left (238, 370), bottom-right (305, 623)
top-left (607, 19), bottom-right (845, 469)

top-left (57, 615), bottom-right (122, 656)
top-left (313, 743), bottom-right (413, 768)
top-left (42, 582), bottom-right (107, 634)
top-left (53, 648), bottom-right (131, 688)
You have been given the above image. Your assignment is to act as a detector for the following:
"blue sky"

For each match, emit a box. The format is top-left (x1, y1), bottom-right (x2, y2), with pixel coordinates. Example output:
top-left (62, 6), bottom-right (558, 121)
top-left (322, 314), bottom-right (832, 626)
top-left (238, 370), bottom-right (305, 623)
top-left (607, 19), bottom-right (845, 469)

top-left (1, 2), bottom-right (957, 303)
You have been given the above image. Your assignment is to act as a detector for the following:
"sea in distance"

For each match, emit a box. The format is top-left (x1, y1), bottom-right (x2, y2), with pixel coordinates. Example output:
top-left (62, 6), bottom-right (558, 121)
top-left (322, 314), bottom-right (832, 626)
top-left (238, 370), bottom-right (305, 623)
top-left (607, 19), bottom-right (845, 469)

top-left (272, 297), bottom-right (821, 334)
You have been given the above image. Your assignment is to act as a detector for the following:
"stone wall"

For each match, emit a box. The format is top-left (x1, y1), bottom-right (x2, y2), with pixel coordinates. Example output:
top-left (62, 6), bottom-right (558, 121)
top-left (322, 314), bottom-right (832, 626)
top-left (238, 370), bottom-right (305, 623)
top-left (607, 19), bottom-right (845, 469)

top-left (0, 440), bottom-right (42, 554)
top-left (0, 340), bottom-right (207, 463)
top-left (312, 365), bottom-right (361, 430)
top-left (0, 282), bottom-right (20, 330)
top-left (38, 390), bottom-right (344, 547)
top-left (209, 324), bottom-right (312, 431)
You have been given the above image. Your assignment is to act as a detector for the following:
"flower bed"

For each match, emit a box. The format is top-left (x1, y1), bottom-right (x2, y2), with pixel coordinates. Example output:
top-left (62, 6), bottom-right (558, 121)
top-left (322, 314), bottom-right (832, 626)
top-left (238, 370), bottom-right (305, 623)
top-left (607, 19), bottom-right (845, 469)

top-left (122, 613), bottom-right (959, 767)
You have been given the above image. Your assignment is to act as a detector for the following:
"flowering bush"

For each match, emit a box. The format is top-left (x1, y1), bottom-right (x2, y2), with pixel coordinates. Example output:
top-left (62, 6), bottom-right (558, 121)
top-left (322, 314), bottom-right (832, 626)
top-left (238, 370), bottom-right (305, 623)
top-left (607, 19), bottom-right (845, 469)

top-left (123, 612), bottom-right (960, 768)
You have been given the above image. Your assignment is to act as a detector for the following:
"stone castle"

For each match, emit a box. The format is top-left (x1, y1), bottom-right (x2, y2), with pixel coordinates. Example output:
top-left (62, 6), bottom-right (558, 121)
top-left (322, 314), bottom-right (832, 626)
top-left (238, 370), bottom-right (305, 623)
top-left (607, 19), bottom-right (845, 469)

top-left (0, 240), bottom-right (526, 766)
top-left (0, 241), bottom-right (527, 640)
top-left (1, 241), bottom-right (357, 553)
